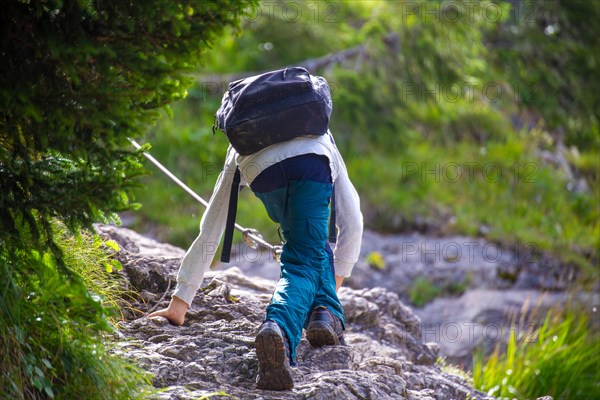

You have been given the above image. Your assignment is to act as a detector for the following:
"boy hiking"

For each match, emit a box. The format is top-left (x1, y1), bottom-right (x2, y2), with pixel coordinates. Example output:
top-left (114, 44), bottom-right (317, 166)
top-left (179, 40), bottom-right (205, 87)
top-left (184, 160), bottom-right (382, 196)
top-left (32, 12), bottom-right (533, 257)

top-left (149, 67), bottom-right (363, 390)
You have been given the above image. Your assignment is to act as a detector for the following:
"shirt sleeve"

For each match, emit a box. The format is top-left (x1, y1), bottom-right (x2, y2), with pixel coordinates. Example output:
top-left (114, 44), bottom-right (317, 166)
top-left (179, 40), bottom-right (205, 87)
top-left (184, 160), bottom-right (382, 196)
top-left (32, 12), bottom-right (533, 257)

top-left (331, 149), bottom-right (363, 277)
top-left (173, 146), bottom-right (238, 305)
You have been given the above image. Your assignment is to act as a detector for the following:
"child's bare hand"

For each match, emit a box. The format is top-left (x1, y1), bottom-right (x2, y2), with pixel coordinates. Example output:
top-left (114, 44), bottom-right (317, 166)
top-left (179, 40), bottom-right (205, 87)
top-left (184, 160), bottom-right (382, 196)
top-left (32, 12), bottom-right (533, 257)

top-left (148, 296), bottom-right (189, 326)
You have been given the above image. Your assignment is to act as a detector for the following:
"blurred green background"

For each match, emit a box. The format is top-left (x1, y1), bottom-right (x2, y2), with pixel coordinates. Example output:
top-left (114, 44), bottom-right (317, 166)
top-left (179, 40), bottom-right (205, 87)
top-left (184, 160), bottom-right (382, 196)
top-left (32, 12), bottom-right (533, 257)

top-left (131, 0), bottom-right (599, 283)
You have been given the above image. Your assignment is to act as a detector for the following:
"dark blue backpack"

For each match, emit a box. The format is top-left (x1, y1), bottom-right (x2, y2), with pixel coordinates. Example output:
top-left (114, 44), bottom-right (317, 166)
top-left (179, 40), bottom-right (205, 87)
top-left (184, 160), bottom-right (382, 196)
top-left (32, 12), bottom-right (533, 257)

top-left (213, 66), bottom-right (332, 156)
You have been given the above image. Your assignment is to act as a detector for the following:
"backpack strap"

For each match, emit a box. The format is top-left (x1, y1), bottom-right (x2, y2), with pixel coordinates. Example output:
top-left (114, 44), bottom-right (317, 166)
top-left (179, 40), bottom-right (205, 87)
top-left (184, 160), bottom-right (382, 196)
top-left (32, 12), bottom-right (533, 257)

top-left (221, 167), bottom-right (241, 263)
top-left (328, 183), bottom-right (337, 244)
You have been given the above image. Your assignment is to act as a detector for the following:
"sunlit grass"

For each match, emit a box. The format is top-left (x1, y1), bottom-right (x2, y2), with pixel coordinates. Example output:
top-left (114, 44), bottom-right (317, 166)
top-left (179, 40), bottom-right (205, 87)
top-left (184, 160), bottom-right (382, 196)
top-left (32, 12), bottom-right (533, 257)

top-left (437, 357), bottom-right (473, 385)
top-left (347, 135), bottom-right (599, 282)
top-left (56, 224), bottom-right (139, 321)
top-left (409, 277), bottom-right (442, 307)
top-left (472, 299), bottom-right (600, 399)
top-left (0, 222), bottom-right (153, 399)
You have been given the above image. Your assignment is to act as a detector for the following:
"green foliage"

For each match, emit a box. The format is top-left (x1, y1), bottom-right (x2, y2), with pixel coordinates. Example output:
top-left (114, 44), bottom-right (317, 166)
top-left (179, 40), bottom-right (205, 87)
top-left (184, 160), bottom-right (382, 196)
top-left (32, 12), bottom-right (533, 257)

top-left (473, 301), bottom-right (600, 399)
top-left (487, 0), bottom-right (600, 150)
top-left (197, 391), bottom-right (236, 399)
top-left (437, 357), bottom-right (473, 384)
top-left (445, 275), bottom-right (471, 297)
top-left (0, 222), bottom-right (152, 399)
top-left (57, 224), bottom-right (138, 322)
top-left (131, 0), bottom-right (598, 283)
top-left (204, 1), bottom-right (371, 71)
top-left (566, 147), bottom-right (600, 197)
top-left (409, 273), bottom-right (471, 307)
top-left (0, 0), bottom-right (256, 259)
top-left (0, 0), bottom-right (256, 397)
top-left (347, 137), bottom-right (599, 276)
top-left (409, 277), bottom-right (443, 307)
top-left (331, 0), bottom-right (511, 154)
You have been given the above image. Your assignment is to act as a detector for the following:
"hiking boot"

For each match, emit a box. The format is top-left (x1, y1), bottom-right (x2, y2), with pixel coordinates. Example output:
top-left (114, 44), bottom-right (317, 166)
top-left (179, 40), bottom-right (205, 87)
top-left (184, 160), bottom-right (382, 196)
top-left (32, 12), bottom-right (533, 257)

top-left (255, 320), bottom-right (294, 390)
top-left (306, 306), bottom-right (346, 347)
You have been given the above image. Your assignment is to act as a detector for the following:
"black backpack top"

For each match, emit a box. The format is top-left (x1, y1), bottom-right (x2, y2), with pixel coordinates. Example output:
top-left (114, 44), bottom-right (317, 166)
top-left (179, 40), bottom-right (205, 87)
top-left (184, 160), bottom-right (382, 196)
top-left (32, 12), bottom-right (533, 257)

top-left (213, 66), bottom-right (332, 156)
top-left (214, 67), bottom-right (336, 263)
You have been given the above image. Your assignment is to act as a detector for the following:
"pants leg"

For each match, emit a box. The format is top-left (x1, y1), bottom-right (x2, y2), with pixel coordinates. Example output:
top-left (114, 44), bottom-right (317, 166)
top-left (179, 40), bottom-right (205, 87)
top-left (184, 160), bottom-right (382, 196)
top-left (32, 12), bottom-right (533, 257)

top-left (305, 244), bottom-right (346, 330)
top-left (251, 155), bottom-right (345, 362)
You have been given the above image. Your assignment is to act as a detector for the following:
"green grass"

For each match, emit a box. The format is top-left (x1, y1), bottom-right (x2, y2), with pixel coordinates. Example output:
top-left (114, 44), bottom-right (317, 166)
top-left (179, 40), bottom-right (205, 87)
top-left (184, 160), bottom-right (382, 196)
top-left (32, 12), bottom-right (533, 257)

top-left (57, 226), bottom-right (138, 321)
top-left (123, 0), bottom-right (598, 295)
top-left (347, 135), bottom-right (599, 282)
top-left (409, 277), bottom-right (443, 307)
top-left (437, 357), bottom-right (473, 385)
top-left (136, 92), bottom-right (599, 292)
top-left (473, 300), bottom-right (600, 399)
top-left (409, 274), bottom-right (471, 307)
top-left (0, 222), bottom-right (153, 399)
top-left (134, 106), bottom-right (598, 289)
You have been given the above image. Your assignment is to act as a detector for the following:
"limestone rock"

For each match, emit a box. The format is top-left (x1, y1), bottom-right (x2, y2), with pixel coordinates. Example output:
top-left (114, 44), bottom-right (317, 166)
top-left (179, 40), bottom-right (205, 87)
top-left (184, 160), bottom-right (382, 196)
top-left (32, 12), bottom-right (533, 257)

top-left (100, 224), bottom-right (496, 400)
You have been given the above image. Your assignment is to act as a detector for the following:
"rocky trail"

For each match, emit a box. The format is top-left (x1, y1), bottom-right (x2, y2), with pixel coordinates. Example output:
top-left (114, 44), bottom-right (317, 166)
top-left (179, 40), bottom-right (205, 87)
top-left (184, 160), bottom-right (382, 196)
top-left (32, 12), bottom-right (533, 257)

top-left (99, 225), bottom-right (565, 399)
top-left (211, 229), bottom-right (595, 367)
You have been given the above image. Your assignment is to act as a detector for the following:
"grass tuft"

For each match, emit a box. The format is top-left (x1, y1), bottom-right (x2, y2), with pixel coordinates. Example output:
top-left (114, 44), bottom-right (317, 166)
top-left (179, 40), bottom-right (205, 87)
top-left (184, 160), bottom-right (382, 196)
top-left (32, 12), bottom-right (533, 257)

top-left (473, 298), bottom-right (600, 399)
top-left (0, 221), bottom-right (153, 399)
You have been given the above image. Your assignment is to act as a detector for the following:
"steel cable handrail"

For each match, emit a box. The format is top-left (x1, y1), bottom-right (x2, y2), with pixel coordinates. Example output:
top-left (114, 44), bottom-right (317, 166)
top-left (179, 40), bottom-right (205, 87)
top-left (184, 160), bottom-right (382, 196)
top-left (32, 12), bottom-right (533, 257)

top-left (129, 138), bottom-right (282, 262)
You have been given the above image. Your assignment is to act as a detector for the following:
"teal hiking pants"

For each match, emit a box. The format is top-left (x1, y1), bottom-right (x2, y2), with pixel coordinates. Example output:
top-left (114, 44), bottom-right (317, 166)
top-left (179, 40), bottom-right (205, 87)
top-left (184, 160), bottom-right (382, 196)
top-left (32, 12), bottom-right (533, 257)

top-left (250, 154), bottom-right (345, 363)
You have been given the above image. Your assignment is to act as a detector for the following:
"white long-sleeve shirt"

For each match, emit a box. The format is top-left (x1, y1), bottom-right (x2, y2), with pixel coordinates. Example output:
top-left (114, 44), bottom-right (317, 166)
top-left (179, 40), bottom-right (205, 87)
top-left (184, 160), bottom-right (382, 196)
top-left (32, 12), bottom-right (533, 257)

top-left (173, 131), bottom-right (363, 305)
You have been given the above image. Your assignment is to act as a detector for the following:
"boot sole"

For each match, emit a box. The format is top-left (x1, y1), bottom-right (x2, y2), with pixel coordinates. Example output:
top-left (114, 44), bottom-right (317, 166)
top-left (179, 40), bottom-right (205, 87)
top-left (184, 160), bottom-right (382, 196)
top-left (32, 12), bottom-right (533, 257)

top-left (306, 321), bottom-right (339, 347)
top-left (255, 328), bottom-right (294, 390)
